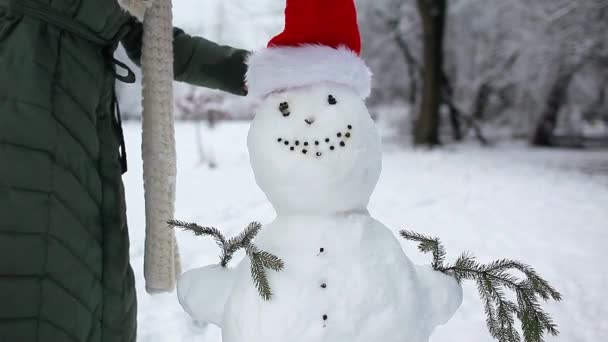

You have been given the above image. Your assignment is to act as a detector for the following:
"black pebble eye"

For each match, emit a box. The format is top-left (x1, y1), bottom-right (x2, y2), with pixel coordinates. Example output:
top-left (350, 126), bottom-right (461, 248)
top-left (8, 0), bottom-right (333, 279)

top-left (279, 102), bottom-right (290, 117)
top-left (328, 95), bottom-right (337, 105)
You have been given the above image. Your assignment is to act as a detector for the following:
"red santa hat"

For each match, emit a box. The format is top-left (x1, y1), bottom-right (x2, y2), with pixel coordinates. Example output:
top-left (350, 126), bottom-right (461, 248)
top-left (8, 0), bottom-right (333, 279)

top-left (246, 0), bottom-right (372, 99)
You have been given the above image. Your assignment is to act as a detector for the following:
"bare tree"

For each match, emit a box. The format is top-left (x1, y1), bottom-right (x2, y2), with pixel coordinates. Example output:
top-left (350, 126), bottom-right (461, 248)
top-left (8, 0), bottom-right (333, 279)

top-left (414, 0), bottom-right (446, 145)
top-left (373, 10), bottom-right (420, 107)
top-left (176, 88), bottom-right (232, 168)
top-left (526, 0), bottom-right (608, 145)
top-left (532, 64), bottom-right (582, 146)
top-left (358, 0), bottom-right (608, 146)
top-left (358, 0), bottom-right (422, 109)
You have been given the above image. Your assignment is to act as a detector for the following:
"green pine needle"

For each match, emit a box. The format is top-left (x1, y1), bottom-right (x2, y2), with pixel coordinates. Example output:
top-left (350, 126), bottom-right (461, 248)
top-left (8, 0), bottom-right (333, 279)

top-left (223, 222), bottom-right (263, 267)
top-left (168, 219), bottom-right (284, 301)
top-left (246, 244), bottom-right (285, 300)
top-left (167, 219), bottom-right (227, 248)
top-left (248, 250), bottom-right (273, 301)
top-left (400, 230), bottom-right (446, 269)
top-left (400, 229), bottom-right (562, 342)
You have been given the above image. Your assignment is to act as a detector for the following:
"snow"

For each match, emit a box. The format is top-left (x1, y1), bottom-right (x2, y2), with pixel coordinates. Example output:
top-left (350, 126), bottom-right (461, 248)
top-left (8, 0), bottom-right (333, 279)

top-left (218, 214), bottom-right (461, 342)
top-left (123, 120), bottom-right (608, 342)
top-left (178, 265), bottom-right (235, 327)
top-left (176, 82), bottom-right (461, 341)
top-left (247, 83), bottom-right (381, 215)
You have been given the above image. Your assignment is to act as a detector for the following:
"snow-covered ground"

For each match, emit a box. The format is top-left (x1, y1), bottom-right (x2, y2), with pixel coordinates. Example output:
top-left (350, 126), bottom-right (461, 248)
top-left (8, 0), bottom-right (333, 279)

top-left (122, 121), bottom-right (608, 342)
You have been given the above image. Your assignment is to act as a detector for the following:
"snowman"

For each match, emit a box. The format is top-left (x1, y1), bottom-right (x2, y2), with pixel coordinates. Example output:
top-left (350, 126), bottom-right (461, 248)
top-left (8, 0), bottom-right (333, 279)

top-left (177, 0), bottom-right (462, 341)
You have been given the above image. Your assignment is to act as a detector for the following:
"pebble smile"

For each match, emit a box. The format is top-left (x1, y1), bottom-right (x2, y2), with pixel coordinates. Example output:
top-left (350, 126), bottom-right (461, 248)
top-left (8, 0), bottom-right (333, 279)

top-left (277, 125), bottom-right (353, 157)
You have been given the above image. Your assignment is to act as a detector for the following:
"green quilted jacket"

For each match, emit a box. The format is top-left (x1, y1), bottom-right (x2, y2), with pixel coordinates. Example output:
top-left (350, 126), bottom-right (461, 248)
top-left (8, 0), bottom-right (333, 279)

top-left (0, 0), bottom-right (248, 341)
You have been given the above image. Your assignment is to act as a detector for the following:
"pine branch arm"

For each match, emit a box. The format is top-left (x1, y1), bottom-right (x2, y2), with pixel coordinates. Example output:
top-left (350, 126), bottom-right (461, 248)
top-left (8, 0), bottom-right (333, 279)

top-left (171, 219), bottom-right (283, 301)
top-left (400, 229), bottom-right (561, 342)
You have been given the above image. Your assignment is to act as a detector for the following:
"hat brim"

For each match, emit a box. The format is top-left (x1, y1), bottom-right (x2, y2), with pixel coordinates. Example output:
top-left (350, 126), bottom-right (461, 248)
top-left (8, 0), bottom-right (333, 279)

top-left (246, 45), bottom-right (372, 99)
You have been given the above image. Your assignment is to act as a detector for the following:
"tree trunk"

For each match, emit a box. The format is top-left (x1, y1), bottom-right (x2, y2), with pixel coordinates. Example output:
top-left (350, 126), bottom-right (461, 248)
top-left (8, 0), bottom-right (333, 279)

top-left (532, 68), bottom-right (577, 146)
top-left (472, 83), bottom-right (492, 120)
top-left (441, 71), bottom-right (462, 141)
top-left (405, 55), bottom-right (419, 107)
top-left (394, 37), bottom-right (419, 106)
top-left (415, 0), bottom-right (446, 145)
top-left (195, 122), bottom-right (207, 165)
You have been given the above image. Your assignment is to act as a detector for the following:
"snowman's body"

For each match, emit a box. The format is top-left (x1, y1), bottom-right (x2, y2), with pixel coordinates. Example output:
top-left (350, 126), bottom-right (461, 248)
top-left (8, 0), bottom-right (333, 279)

top-left (178, 81), bottom-right (462, 342)
top-left (222, 214), bottom-right (457, 342)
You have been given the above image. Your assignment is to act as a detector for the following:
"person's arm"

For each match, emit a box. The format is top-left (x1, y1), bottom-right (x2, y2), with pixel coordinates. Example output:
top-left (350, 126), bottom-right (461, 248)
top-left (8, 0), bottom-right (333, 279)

top-left (121, 20), bottom-right (248, 96)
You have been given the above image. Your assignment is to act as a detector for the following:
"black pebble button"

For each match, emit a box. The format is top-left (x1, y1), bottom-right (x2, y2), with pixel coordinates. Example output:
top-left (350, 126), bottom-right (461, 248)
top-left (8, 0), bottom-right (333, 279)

top-left (320, 248), bottom-right (324, 253)
top-left (304, 142), bottom-right (309, 146)
top-left (323, 315), bottom-right (328, 321)
top-left (278, 138), bottom-right (282, 142)
top-left (337, 133), bottom-right (342, 138)
top-left (321, 283), bottom-right (327, 289)
top-left (347, 125), bottom-right (352, 129)
top-left (345, 132), bottom-right (351, 138)
top-left (316, 152), bottom-right (322, 157)
top-left (325, 138), bottom-right (330, 143)
top-left (302, 149), bottom-right (308, 154)
top-left (295, 141), bottom-right (300, 146)
top-left (290, 147), bottom-right (295, 151)
top-left (315, 141), bottom-right (320, 145)
top-left (340, 141), bottom-right (345, 147)
top-left (330, 146), bottom-right (335, 150)
top-left (284, 141), bottom-right (289, 145)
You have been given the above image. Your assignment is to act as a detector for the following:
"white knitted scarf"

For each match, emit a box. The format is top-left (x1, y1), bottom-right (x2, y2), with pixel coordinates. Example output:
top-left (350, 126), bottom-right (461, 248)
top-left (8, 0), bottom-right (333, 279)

top-left (117, 0), bottom-right (180, 294)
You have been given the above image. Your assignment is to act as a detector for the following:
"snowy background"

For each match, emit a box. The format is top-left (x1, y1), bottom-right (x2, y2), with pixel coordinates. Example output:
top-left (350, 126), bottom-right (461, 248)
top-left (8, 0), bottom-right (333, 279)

top-left (124, 122), bottom-right (608, 342)
top-left (116, 0), bottom-right (608, 341)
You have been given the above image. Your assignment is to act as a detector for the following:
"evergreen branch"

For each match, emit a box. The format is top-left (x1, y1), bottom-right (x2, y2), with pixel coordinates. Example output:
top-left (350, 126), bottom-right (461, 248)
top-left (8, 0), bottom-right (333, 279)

top-left (484, 275), bottom-right (520, 342)
top-left (246, 244), bottom-right (283, 301)
top-left (223, 222), bottom-right (263, 267)
top-left (255, 250), bottom-right (285, 272)
top-left (400, 230), bottom-right (446, 268)
top-left (236, 222), bottom-right (263, 247)
top-left (478, 277), bottom-right (500, 338)
top-left (400, 229), bottom-right (561, 342)
top-left (507, 263), bottom-right (562, 302)
top-left (248, 251), bottom-right (273, 301)
top-left (167, 219), bottom-right (227, 248)
top-left (170, 219), bottom-right (284, 301)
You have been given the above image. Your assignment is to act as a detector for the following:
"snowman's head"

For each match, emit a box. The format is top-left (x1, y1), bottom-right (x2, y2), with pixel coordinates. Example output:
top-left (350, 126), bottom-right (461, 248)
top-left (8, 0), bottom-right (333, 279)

top-left (247, 82), bottom-right (381, 215)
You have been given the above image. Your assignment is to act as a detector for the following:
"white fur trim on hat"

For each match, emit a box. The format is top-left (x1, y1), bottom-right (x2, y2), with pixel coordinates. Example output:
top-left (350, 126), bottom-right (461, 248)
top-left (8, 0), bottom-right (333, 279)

top-left (246, 45), bottom-right (372, 99)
